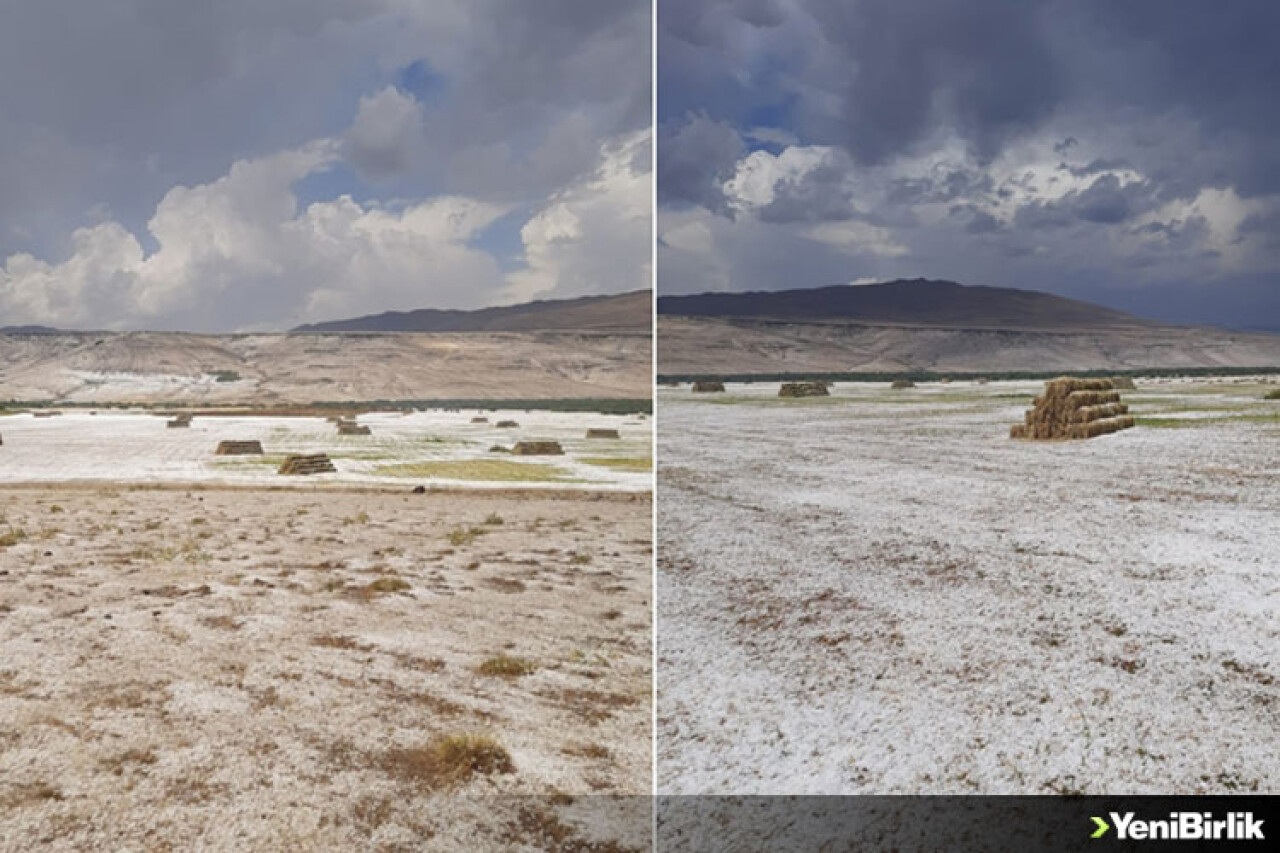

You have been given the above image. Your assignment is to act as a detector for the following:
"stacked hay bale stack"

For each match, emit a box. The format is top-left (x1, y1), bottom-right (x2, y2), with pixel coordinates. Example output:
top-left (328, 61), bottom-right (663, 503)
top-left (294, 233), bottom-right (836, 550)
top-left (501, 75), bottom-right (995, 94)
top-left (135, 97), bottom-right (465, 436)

top-left (337, 420), bottom-right (371, 436)
top-left (166, 413), bottom-right (193, 428)
top-left (512, 441), bottom-right (564, 456)
top-left (215, 440), bottom-right (264, 455)
top-left (586, 428), bottom-right (621, 439)
top-left (278, 454), bottom-right (336, 475)
top-left (1010, 377), bottom-right (1135, 440)
top-left (778, 381), bottom-right (829, 398)
top-left (692, 381), bottom-right (725, 393)
top-left (1111, 376), bottom-right (1137, 390)
top-left (495, 420), bottom-right (519, 429)
top-left (890, 379), bottom-right (915, 389)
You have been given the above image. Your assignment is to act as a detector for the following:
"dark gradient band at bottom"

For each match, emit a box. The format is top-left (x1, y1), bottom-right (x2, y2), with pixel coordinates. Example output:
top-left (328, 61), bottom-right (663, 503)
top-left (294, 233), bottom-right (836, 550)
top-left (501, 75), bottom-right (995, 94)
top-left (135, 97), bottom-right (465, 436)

top-left (655, 795), bottom-right (1279, 852)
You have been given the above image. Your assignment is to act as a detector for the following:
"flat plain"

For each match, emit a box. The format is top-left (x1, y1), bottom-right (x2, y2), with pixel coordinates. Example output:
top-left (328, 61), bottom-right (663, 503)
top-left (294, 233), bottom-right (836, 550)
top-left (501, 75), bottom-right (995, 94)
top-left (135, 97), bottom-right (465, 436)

top-left (657, 378), bottom-right (1280, 794)
top-left (0, 408), bottom-right (653, 851)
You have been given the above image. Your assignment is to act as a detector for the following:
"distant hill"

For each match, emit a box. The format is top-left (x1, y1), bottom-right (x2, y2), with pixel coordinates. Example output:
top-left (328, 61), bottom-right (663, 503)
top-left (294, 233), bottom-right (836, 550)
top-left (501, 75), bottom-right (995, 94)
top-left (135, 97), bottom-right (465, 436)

top-left (0, 325), bottom-right (64, 335)
top-left (293, 290), bottom-right (651, 333)
top-left (658, 279), bottom-right (1150, 331)
top-left (656, 279), bottom-right (1280, 374)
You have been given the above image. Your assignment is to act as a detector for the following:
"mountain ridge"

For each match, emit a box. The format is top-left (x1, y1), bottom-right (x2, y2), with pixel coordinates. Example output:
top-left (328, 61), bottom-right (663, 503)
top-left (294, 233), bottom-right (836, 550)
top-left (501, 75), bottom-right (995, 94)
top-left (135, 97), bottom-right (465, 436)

top-left (657, 278), bottom-right (1155, 331)
top-left (292, 289), bottom-right (651, 333)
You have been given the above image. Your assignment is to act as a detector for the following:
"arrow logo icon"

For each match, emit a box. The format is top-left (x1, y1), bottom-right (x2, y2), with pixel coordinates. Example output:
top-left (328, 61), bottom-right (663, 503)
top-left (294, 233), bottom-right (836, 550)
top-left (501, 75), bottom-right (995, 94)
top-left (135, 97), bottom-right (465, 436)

top-left (1091, 816), bottom-right (1111, 839)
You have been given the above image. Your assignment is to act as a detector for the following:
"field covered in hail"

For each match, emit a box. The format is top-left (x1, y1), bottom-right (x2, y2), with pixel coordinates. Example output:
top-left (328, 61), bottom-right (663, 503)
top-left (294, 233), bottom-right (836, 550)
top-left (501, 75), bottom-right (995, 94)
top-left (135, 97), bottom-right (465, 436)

top-left (657, 377), bottom-right (1280, 795)
top-left (0, 409), bottom-right (651, 491)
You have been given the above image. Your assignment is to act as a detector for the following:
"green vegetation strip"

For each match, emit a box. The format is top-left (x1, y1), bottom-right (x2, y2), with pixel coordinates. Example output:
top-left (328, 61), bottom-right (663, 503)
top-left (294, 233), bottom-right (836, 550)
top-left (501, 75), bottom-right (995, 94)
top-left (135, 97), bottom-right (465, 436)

top-left (579, 456), bottom-right (652, 472)
top-left (373, 459), bottom-right (578, 482)
top-left (1137, 413), bottom-right (1280, 429)
top-left (658, 366), bottom-right (1280, 384)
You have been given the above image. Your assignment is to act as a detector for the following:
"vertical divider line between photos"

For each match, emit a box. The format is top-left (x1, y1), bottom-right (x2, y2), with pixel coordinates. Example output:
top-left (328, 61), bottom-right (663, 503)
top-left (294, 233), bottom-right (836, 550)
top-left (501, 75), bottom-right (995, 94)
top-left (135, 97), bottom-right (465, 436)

top-left (649, 0), bottom-right (660, 824)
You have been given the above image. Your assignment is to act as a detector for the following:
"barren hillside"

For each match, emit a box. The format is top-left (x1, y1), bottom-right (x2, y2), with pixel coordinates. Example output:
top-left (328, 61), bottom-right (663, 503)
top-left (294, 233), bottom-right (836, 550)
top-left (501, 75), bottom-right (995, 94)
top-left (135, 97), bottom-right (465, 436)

top-left (658, 317), bottom-right (1280, 375)
top-left (0, 331), bottom-right (651, 404)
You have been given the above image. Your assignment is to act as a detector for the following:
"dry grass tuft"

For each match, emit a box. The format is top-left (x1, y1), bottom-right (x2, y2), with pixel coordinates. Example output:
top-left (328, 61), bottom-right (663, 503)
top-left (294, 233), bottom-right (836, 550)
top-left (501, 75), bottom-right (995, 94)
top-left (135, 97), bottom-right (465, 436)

top-left (356, 576), bottom-right (411, 597)
top-left (478, 655), bottom-right (537, 678)
top-left (380, 734), bottom-right (514, 789)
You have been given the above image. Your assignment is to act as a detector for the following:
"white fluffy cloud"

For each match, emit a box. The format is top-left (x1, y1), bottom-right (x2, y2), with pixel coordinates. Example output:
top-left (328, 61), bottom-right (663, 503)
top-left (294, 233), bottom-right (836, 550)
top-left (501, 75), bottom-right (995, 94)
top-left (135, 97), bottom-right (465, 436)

top-left (1, 124), bottom-right (650, 330)
top-left (0, 139), bottom-right (515, 331)
top-left (501, 131), bottom-right (652, 304)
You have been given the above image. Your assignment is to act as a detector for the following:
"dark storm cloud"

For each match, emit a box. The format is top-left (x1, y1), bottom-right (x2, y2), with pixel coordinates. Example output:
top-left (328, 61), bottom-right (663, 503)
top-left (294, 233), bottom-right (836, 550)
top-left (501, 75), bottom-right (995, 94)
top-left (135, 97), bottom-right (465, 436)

top-left (658, 0), bottom-right (1280, 328)
top-left (657, 114), bottom-right (745, 213)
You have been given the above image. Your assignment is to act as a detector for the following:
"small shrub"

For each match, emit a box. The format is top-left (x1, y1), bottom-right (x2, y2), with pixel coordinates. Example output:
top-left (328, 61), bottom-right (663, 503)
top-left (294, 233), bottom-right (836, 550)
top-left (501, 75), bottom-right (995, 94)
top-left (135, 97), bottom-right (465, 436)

top-left (381, 734), bottom-right (514, 788)
top-left (359, 576), bottom-right (410, 597)
top-left (478, 655), bottom-right (537, 678)
top-left (483, 513), bottom-right (504, 526)
top-left (447, 526), bottom-right (486, 546)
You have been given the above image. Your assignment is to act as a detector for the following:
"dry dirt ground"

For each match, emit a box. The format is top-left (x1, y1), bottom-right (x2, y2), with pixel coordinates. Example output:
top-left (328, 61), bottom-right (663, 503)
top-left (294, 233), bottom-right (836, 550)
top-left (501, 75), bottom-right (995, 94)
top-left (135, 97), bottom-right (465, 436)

top-left (0, 485), bottom-right (651, 851)
top-left (657, 378), bottom-right (1280, 795)
top-left (657, 315), bottom-right (1280, 375)
top-left (0, 330), bottom-right (651, 404)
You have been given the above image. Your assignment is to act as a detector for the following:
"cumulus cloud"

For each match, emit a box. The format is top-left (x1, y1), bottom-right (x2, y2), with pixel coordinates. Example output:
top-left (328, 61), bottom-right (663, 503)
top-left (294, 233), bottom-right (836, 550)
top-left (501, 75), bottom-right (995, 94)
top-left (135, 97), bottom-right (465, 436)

top-left (0, 0), bottom-right (651, 330)
top-left (502, 131), bottom-right (652, 304)
top-left (657, 0), bottom-right (1280, 327)
top-left (0, 141), bottom-right (514, 331)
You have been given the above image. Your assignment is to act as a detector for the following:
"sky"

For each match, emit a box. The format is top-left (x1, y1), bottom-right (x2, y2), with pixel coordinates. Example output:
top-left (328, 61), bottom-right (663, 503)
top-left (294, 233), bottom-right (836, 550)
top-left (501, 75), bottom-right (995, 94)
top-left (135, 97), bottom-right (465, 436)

top-left (658, 0), bottom-right (1280, 329)
top-left (0, 0), bottom-right (651, 332)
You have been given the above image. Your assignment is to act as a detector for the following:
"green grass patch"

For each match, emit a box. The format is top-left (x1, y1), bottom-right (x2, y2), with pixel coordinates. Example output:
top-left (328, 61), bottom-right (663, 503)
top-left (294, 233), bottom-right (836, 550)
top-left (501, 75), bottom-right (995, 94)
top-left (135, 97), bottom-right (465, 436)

top-left (580, 456), bottom-right (652, 472)
top-left (1136, 413), bottom-right (1280, 429)
top-left (374, 459), bottom-right (577, 482)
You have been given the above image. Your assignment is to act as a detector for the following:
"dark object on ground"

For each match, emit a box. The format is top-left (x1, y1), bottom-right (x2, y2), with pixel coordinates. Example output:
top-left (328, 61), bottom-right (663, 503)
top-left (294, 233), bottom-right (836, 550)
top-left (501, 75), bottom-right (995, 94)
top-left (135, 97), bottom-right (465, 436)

top-left (511, 441), bottom-right (564, 456)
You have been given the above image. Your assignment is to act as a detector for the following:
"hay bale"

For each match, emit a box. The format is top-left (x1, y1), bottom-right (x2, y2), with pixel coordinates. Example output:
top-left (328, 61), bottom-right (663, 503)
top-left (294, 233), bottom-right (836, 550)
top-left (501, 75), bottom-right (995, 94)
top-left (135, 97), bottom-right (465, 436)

top-left (166, 417), bottom-right (191, 428)
top-left (215, 440), bottom-right (264, 456)
top-left (495, 420), bottom-right (519, 428)
top-left (586, 428), bottom-right (621, 439)
top-left (1012, 377), bottom-right (1135, 441)
top-left (488, 445), bottom-right (510, 453)
top-left (470, 417), bottom-right (489, 424)
top-left (1111, 376), bottom-right (1137, 390)
top-left (32, 411), bottom-right (62, 418)
top-left (692, 381), bottom-right (725, 393)
top-left (890, 379), bottom-right (915, 389)
top-left (778, 382), bottom-right (830, 398)
top-left (337, 422), bottom-right (371, 436)
top-left (278, 454), bottom-right (336, 475)
top-left (511, 441), bottom-right (564, 456)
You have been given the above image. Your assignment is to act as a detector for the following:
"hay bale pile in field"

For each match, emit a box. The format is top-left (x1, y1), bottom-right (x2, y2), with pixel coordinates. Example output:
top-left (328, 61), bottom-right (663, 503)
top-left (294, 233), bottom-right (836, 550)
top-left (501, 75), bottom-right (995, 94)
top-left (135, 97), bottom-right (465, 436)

top-left (32, 411), bottom-right (62, 418)
top-left (470, 416), bottom-right (489, 424)
top-left (511, 441), bottom-right (564, 456)
top-left (278, 454), bottom-right (337, 475)
top-left (890, 379), bottom-right (915, 389)
top-left (1010, 377), bottom-right (1135, 440)
top-left (692, 381), bottom-right (725, 393)
top-left (215, 440), bottom-right (264, 455)
top-left (586, 428), bottom-right (621, 439)
top-left (495, 420), bottom-right (519, 428)
top-left (778, 381), bottom-right (830, 398)
top-left (166, 414), bottom-right (192, 428)
top-left (337, 421), bottom-right (371, 436)
top-left (1111, 376), bottom-right (1137, 390)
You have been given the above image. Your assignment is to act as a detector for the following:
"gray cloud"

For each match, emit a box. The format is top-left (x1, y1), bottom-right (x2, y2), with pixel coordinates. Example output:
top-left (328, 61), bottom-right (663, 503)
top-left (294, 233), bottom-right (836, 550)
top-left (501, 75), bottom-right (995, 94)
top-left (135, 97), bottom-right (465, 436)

top-left (1, 0), bottom-right (651, 330)
top-left (658, 0), bottom-right (1280, 328)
